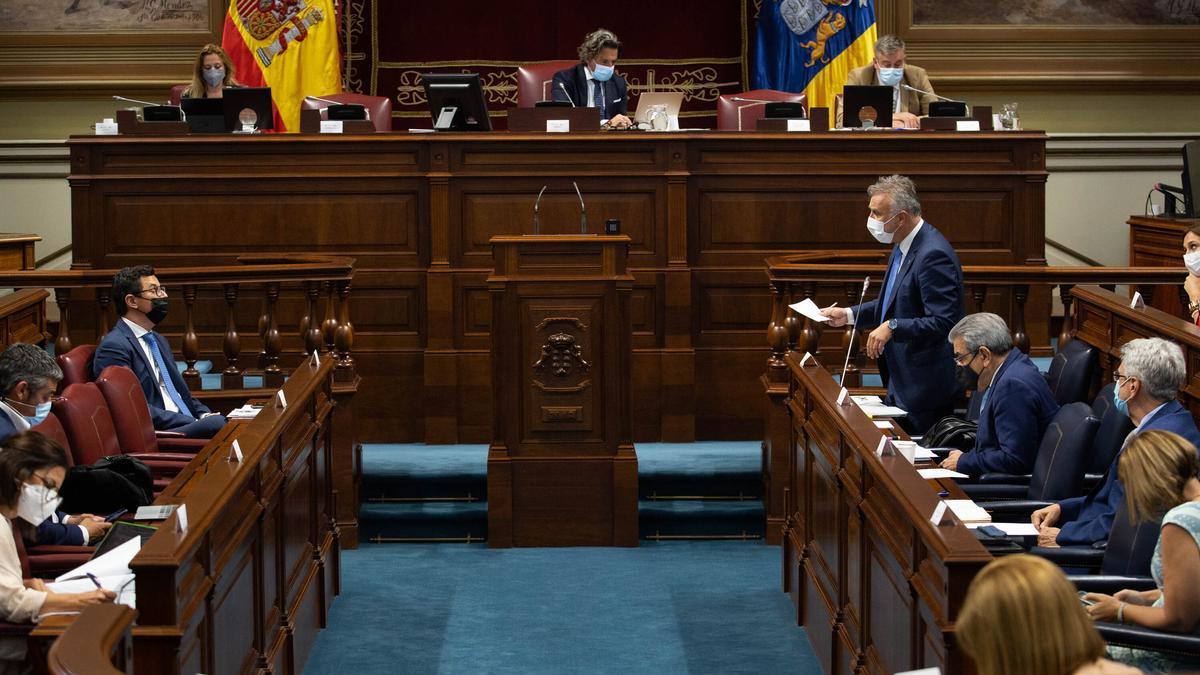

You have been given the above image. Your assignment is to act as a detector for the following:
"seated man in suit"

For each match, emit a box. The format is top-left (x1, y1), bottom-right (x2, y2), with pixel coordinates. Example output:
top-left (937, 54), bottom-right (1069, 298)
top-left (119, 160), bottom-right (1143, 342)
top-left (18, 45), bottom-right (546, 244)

top-left (1033, 337), bottom-right (1200, 547)
top-left (844, 34), bottom-right (937, 129)
top-left (0, 343), bottom-right (110, 544)
top-left (551, 28), bottom-right (633, 129)
top-left (822, 175), bottom-right (965, 434)
top-left (940, 313), bottom-right (1059, 477)
top-left (93, 265), bottom-right (226, 439)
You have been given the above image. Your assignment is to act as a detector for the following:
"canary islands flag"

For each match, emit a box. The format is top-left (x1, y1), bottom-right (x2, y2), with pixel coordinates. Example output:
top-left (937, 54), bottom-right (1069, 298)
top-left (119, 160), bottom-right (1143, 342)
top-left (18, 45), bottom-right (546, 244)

top-left (221, 0), bottom-right (342, 132)
top-left (753, 0), bottom-right (877, 111)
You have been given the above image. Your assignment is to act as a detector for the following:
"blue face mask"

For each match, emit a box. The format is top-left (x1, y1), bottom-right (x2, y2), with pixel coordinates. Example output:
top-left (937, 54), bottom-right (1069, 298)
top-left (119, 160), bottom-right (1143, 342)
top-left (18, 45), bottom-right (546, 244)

top-left (25, 401), bottom-right (51, 427)
top-left (1113, 381), bottom-right (1131, 418)
top-left (592, 63), bottom-right (614, 83)
top-left (878, 67), bottom-right (903, 87)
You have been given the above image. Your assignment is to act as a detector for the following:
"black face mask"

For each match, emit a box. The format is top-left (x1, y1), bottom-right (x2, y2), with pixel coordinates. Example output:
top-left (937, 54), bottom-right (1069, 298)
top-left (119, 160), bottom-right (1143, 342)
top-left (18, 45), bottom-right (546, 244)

top-left (956, 364), bottom-right (980, 391)
top-left (146, 298), bottom-right (169, 325)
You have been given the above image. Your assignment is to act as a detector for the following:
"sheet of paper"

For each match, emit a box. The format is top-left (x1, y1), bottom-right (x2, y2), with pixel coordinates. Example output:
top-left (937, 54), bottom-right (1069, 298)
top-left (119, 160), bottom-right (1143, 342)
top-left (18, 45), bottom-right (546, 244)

top-left (861, 404), bottom-right (907, 418)
top-left (55, 536), bottom-right (140, 583)
top-left (787, 298), bottom-right (830, 323)
top-left (873, 421), bottom-right (893, 430)
top-left (967, 522), bottom-right (1039, 536)
top-left (913, 447), bottom-right (938, 460)
top-left (47, 573), bottom-right (133, 595)
top-left (917, 468), bottom-right (968, 479)
top-left (852, 395), bottom-right (882, 405)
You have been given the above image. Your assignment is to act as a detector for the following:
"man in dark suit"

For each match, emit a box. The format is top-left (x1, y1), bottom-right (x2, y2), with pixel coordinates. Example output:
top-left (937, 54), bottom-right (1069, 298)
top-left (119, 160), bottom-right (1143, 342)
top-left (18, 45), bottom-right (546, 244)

top-left (551, 28), bottom-right (632, 128)
top-left (92, 265), bottom-right (226, 439)
top-left (1033, 337), bottom-right (1200, 547)
top-left (940, 313), bottom-right (1059, 477)
top-left (822, 175), bottom-right (965, 434)
top-left (0, 343), bottom-right (111, 545)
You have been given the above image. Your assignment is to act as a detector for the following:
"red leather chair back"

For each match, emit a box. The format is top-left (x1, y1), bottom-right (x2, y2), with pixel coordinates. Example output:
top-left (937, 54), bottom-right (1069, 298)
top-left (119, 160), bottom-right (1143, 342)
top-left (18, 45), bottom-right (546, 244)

top-left (56, 344), bottom-right (97, 390)
top-left (716, 89), bottom-right (808, 131)
top-left (95, 366), bottom-right (159, 455)
top-left (516, 60), bottom-right (576, 107)
top-left (299, 93), bottom-right (393, 131)
top-left (31, 413), bottom-right (75, 467)
top-left (51, 383), bottom-right (121, 467)
top-left (168, 84), bottom-right (188, 106)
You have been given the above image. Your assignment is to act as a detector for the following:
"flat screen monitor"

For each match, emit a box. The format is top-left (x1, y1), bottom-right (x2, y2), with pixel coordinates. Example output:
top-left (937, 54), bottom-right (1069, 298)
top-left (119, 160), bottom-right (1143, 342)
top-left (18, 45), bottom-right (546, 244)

top-left (223, 87), bottom-right (274, 132)
top-left (842, 85), bottom-right (893, 128)
top-left (180, 97), bottom-right (225, 133)
top-left (420, 73), bottom-right (491, 131)
top-left (1161, 141), bottom-right (1199, 218)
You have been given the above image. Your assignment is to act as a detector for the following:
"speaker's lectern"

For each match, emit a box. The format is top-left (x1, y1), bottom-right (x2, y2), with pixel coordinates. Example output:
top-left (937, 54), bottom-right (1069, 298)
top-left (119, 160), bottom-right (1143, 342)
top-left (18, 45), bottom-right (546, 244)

top-left (486, 235), bottom-right (638, 547)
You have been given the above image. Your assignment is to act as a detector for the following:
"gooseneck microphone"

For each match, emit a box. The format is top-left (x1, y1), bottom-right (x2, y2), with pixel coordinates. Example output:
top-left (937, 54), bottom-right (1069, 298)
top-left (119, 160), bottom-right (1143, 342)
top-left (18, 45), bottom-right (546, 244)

top-left (304, 95), bottom-right (341, 106)
top-left (899, 84), bottom-right (962, 103)
top-left (573, 181), bottom-right (587, 234)
top-left (840, 276), bottom-right (872, 386)
top-left (558, 83), bottom-right (577, 108)
top-left (112, 95), bottom-right (161, 107)
top-left (532, 185), bottom-right (548, 235)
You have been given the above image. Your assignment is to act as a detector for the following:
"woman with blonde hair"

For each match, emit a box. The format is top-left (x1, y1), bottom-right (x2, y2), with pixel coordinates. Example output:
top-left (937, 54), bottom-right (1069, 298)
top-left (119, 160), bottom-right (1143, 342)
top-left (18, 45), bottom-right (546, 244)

top-left (958, 554), bottom-right (1137, 675)
top-left (1082, 429), bottom-right (1200, 671)
top-left (181, 43), bottom-right (240, 99)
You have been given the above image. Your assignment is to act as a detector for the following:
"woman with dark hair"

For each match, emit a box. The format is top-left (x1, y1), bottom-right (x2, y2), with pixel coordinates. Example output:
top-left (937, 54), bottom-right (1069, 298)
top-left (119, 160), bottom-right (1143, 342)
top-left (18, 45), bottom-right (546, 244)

top-left (1182, 223), bottom-right (1200, 325)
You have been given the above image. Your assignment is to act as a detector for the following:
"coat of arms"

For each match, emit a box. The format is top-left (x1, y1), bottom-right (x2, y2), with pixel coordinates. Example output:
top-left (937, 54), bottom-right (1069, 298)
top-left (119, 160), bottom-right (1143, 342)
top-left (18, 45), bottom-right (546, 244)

top-left (235, 0), bottom-right (326, 67)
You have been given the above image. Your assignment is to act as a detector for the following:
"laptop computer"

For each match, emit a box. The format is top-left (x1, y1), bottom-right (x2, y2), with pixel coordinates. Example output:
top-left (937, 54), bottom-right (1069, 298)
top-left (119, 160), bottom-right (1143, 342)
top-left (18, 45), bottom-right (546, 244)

top-left (633, 92), bottom-right (685, 124)
top-left (180, 97), bottom-right (225, 133)
top-left (842, 85), bottom-right (894, 128)
top-left (91, 520), bottom-right (157, 559)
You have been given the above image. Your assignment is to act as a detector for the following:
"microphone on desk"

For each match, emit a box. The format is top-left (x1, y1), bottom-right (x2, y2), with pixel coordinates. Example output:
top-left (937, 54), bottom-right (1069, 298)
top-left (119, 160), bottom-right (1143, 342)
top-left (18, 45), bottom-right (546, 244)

top-left (839, 276), bottom-right (872, 387)
top-left (305, 95), bottom-right (341, 106)
top-left (532, 185), bottom-right (548, 235)
top-left (899, 84), bottom-right (962, 103)
top-left (573, 181), bottom-right (588, 234)
top-left (112, 95), bottom-right (162, 107)
top-left (558, 83), bottom-right (577, 108)
top-left (728, 96), bottom-right (777, 132)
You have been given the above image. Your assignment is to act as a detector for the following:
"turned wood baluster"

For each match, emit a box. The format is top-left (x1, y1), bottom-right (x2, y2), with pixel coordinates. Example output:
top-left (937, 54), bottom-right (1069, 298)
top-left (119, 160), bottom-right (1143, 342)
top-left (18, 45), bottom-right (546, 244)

top-left (256, 298), bottom-right (269, 369)
top-left (302, 280), bottom-right (322, 355)
top-left (181, 285), bottom-right (201, 392)
top-left (322, 281), bottom-right (338, 354)
top-left (1058, 284), bottom-right (1076, 348)
top-left (1012, 283), bottom-right (1031, 354)
top-left (263, 282), bottom-right (284, 388)
top-left (841, 282), bottom-right (863, 387)
top-left (794, 281), bottom-right (819, 355)
top-left (94, 289), bottom-right (111, 341)
top-left (54, 288), bottom-right (72, 355)
top-left (221, 283), bottom-right (242, 389)
top-left (767, 282), bottom-right (789, 377)
top-left (783, 282), bottom-right (803, 354)
top-left (335, 280), bottom-right (355, 378)
top-left (971, 284), bottom-right (987, 314)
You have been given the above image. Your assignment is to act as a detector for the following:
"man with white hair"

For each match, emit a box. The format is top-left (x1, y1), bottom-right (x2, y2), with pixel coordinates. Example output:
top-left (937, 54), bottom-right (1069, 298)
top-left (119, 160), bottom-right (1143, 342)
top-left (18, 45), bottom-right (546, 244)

top-left (1033, 337), bottom-right (1200, 547)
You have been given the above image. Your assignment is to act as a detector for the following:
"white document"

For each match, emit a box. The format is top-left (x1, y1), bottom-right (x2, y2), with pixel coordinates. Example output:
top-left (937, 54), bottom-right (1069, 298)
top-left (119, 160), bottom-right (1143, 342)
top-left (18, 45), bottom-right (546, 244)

top-left (945, 499), bottom-right (991, 524)
top-left (55, 537), bottom-right (141, 583)
top-left (968, 522), bottom-right (1038, 536)
top-left (226, 404), bottom-right (262, 420)
top-left (546, 119), bottom-right (570, 133)
top-left (873, 420), bottom-right (893, 430)
top-left (913, 446), bottom-right (938, 460)
top-left (860, 404), bottom-right (907, 418)
top-left (95, 119), bottom-right (119, 135)
top-left (787, 298), bottom-right (830, 323)
top-left (852, 395), bottom-right (882, 406)
top-left (787, 119), bottom-right (811, 132)
top-left (48, 573), bottom-right (136, 607)
top-left (897, 668), bottom-right (941, 675)
top-left (956, 120), bottom-right (981, 131)
top-left (917, 468), bottom-right (968, 479)
top-left (319, 119), bottom-right (344, 134)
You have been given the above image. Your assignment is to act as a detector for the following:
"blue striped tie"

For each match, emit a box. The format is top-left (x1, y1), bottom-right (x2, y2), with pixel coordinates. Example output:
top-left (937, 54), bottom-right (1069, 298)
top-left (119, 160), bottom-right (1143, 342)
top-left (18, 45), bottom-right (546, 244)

top-left (143, 333), bottom-right (191, 418)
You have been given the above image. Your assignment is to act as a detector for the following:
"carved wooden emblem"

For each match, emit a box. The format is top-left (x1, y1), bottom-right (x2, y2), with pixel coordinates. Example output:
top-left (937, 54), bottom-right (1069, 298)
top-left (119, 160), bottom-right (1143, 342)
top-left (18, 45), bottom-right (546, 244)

top-left (533, 332), bottom-right (590, 377)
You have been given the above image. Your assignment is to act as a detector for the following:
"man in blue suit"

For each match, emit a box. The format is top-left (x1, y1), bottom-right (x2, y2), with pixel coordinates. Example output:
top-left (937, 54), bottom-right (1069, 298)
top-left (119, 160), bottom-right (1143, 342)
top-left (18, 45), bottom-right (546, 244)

top-left (1033, 337), bottom-right (1200, 546)
top-left (822, 175), bottom-right (965, 433)
top-left (940, 313), bottom-right (1060, 477)
top-left (0, 343), bottom-right (111, 545)
top-left (551, 28), bottom-right (632, 128)
top-left (92, 265), bottom-right (226, 439)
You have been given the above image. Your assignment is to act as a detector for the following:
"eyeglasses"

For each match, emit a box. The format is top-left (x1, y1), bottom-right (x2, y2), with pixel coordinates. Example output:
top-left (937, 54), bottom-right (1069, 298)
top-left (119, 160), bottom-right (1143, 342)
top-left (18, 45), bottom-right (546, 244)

top-left (135, 285), bottom-right (167, 298)
top-left (1113, 371), bottom-right (1134, 386)
top-left (953, 350), bottom-right (978, 366)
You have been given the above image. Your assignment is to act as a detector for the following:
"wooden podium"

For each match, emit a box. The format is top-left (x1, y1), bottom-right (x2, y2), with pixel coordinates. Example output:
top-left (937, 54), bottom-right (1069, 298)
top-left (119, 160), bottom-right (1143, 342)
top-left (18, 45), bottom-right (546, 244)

top-left (486, 234), bottom-right (638, 547)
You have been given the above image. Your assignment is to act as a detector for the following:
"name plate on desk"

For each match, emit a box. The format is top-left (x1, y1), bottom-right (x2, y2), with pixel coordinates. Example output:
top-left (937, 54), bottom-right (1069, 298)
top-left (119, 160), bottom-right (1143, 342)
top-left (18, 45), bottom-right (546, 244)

top-left (320, 120), bottom-right (344, 134)
top-left (786, 119), bottom-right (811, 132)
top-left (95, 119), bottom-right (119, 135)
top-left (546, 119), bottom-right (570, 133)
top-left (956, 120), bottom-right (981, 132)
top-left (507, 107), bottom-right (600, 133)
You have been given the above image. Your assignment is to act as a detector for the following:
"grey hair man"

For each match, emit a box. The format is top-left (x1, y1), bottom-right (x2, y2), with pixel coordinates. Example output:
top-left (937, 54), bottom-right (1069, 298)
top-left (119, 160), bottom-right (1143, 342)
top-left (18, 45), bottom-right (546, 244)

top-left (1033, 337), bottom-right (1200, 547)
top-left (551, 28), bottom-right (632, 128)
top-left (844, 33), bottom-right (938, 128)
top-left (940, 313), bottom-right (1059, 476)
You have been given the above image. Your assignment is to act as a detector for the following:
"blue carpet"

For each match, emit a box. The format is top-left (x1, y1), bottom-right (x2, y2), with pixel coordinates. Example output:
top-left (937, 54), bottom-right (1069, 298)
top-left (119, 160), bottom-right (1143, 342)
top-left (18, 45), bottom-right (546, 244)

top-left (303, 541), bottom-right (819, 675)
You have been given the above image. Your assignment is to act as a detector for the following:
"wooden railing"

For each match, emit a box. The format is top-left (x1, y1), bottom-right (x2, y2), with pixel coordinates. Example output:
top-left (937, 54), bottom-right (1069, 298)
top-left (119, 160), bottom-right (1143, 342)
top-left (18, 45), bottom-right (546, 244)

top-left (45, 604), bottom-right (135, 675)
top-left (0, 255), bottom-right (356, 390)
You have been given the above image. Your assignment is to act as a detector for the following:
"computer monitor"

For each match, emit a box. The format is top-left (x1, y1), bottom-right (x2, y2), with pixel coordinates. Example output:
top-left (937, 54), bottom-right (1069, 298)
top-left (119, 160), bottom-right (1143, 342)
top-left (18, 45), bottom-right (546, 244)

top-left (223, 87), bottom-right (274, 132)
top-left (420, 73), bottom-right (492, 131)
top-left (1160, 141), bottom-right (1198, 218)
top-left (842, 85), bottom-right (893, 128)
top-left (180, 97), bottom-right (225, 133)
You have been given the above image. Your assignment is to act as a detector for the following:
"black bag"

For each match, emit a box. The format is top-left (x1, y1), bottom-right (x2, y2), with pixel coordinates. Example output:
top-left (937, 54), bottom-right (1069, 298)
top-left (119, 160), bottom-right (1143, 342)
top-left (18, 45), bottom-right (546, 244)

top-left (60, 455), bottom-right (154, 514)
top-left (922, 415), bottom-right (978, 451)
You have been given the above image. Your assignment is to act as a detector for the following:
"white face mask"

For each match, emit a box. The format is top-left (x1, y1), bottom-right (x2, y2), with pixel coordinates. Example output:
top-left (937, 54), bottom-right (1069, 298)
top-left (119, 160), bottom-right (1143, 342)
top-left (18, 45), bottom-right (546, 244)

top-left (17, 482), bottom-right (61, 525)
top-left (866, 212), bottom-right (900, 244)
top-left (1185, 250), bottom-right (1200, 276)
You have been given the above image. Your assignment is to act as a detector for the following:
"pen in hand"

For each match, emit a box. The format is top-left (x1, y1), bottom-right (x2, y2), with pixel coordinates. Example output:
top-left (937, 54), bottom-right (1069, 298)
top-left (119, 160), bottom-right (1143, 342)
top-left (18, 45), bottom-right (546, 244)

top-left (86, 573), bottom-right (102, 589)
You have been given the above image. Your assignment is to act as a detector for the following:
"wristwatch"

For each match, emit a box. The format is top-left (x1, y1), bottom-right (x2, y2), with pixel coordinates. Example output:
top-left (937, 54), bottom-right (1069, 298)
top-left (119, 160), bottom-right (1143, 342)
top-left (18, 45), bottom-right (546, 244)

top-left (888, 318), bottom-right (898, 331)
top-left (1189, 301), bottom-right (1200, 314)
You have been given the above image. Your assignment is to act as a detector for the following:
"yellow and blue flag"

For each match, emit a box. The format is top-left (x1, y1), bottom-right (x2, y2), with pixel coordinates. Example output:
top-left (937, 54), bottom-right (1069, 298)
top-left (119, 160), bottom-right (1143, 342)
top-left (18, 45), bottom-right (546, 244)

top-left (753, 0), bottom-right (878, 110)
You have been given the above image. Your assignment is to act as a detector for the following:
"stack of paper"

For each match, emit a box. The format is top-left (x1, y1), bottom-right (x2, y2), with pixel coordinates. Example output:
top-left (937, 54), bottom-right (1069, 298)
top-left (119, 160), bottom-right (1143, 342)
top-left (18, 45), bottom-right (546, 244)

top-left (917, 467), bottom-right (968, 479)
top-left (860, 402), bottom-right (907, 418)
top-left (226, 404), bottom-right (263, 420)
top-left (46, 536), bottom-right (141, 610)
top-left (944, 499), bottom-right (992, 524)
top-left (852, 395), bottom-right (883, 406)
top-left (967, 522), bottom-right (1038, 536)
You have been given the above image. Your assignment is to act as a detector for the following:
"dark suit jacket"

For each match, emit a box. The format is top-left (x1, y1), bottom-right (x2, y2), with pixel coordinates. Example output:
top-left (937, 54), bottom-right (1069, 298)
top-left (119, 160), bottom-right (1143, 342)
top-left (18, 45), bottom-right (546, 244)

top-left (92, 319), bottom-right (210, 431)
top-left (957, 351), bottom-right (1060, 477)
top-left (0, 416), bottom-right (86, 546)
top-left (551, 63), bottom-right (628, 117)
top-left (852, 222), bottom-right (964, 422)
top-left (1057, 400), bottom-right (1200, 545)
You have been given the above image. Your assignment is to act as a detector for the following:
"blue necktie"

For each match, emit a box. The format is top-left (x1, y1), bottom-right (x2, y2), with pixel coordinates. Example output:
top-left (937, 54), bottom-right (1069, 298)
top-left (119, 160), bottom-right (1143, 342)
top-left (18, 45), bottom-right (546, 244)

top-left (593, 80), bottom-right (605, 118)
top-left (880, 247), bottom-right (902, 316)
top-left (143, 333), bottom-right (191, 418)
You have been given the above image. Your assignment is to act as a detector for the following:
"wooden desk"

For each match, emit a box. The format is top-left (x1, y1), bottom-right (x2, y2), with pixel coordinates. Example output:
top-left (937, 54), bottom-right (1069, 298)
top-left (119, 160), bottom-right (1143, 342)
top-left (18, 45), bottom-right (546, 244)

top-left (782, 354), bottom-right (990, 674)
top-left (66, 131), bottom-right (1047, 444)
top-left (1128, 215), bottom-right (1196, 317)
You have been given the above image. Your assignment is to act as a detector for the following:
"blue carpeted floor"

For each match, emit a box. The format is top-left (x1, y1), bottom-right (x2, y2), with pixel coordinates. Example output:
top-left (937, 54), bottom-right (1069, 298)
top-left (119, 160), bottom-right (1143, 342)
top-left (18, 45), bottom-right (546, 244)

top-left (303, 541), bottom-right (819, 675)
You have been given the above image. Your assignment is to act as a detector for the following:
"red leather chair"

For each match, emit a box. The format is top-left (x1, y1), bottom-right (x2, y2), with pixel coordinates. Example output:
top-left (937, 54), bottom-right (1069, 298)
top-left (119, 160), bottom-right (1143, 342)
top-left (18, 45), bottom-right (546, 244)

top-left (716, 89), bottom-right (808, 131)
top-left (21, 414), bottom-right (96, 577)
top-left (94, 366), bottom-right (207, 456)
top-left (300, 92), bottom-right (393, 131)
top-left (56, 344), bottom-right (97, 390)
top-left (168, 83), bottom-right (188, 106)
top-left (52, 383), bottom-right (191, 492)
top-left (516, 60), bottom-right (576, 107)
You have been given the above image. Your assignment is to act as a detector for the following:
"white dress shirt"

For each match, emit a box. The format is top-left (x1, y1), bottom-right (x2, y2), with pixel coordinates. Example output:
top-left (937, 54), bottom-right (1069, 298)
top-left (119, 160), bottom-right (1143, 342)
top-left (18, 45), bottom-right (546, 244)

top-left (122, 317), bottom-right (180, 414)
top-left (0, 401), bottom-right (88, 541)
top-left (847, 219), bottom-right (925, 325)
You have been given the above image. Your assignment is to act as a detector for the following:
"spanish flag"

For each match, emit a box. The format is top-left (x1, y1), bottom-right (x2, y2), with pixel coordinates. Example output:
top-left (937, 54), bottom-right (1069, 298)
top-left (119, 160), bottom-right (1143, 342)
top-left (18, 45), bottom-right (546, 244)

top-left (221, 0), bottom-right (342, 132)
top-left (753, 0), bottom-right (877, 111)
